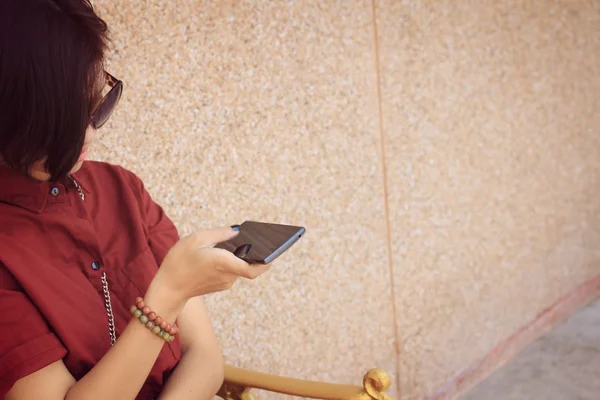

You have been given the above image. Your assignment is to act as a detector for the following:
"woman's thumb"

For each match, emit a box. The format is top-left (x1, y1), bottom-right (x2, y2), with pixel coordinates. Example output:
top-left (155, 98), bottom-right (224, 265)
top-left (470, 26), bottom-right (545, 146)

top-left (193, 225), bottom-right (240, 247)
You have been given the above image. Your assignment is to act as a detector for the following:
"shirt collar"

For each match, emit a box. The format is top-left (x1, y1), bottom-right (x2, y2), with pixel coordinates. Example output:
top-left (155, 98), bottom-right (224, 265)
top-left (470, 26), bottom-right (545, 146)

top-left (0, 164), bottom-right (88, 213)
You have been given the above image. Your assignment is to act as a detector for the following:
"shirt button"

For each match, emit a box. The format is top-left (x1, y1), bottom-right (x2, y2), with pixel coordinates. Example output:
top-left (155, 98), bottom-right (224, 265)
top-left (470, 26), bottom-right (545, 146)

top-left (50, 187), bottom-right (60, 196)
top-left (91, 261), bottom-right (101, 270)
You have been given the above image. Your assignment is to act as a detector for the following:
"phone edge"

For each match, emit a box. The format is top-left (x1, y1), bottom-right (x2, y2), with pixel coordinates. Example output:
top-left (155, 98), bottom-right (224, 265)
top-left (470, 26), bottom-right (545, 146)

top-left (262, 226), bottom-right (306, 264)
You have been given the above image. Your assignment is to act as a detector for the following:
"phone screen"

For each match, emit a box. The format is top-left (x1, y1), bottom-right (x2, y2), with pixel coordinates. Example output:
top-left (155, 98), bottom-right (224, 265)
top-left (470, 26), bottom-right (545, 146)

top-left (215, 221), bottom-right (305, 264)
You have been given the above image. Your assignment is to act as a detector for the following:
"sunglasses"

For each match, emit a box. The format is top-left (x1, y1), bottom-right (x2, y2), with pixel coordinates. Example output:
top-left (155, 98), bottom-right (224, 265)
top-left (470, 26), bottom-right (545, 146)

top-left (91, 71), bottom-right (123, 129)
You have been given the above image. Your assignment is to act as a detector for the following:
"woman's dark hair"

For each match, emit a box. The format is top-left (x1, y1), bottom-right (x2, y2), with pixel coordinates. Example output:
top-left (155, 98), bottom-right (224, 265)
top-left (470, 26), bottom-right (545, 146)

top-left (0, 0), bottom-right (109, 181)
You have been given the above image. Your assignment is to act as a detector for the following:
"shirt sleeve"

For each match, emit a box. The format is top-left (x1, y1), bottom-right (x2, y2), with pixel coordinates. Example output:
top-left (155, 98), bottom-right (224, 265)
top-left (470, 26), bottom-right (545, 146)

top-left (127, 170), bottom-right (181, 266)
top-left (0, 266), bottom-right (67, 396)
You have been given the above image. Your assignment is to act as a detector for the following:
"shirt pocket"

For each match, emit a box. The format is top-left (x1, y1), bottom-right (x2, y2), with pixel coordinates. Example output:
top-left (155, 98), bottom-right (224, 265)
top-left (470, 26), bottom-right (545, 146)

top-left (121, 247), bottom-right (159, 296)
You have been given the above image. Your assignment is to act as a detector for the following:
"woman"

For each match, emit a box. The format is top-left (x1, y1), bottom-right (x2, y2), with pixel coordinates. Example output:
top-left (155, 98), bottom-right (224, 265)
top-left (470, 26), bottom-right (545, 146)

top-left (0, 1), bottom-right (269, 399)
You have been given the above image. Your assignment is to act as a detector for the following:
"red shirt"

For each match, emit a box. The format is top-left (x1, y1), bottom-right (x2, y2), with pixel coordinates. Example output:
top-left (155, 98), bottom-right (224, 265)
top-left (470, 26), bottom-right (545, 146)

top-left (0, 161), bottom-right (182, 399)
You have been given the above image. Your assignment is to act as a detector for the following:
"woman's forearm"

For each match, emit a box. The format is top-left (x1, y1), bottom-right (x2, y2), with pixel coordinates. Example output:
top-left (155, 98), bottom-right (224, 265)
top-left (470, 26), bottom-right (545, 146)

top-left (158, 345), bottom-right (224, 400)
top-left (65, 281), bottom-right (185, 400)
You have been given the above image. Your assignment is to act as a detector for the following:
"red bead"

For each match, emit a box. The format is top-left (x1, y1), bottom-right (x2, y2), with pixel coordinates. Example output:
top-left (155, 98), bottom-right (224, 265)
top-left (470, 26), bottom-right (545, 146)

top-left (130, 305), bottom-right (138, 314)
top-left (135, 297), bottom-right (143, 304)
top-left (154, 316), bottom-right (163, 326)
top-left (142, 306), bottom-right (151, 315)
top-left (168, 326), bottom-right (178, 336)
top-left (146, 321), bottom-right (155, 329)
top-left (160, 320), bottom-right (169, 330)
top-left (148, 312), bottom-right (157, 321)
top-left (136, 300), bottom-right (145, 309)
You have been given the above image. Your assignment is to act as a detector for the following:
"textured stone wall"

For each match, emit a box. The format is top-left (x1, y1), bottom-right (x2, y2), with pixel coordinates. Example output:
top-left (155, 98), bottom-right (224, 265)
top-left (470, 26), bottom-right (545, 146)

top-left (93, 1), bottom-right (600, 398)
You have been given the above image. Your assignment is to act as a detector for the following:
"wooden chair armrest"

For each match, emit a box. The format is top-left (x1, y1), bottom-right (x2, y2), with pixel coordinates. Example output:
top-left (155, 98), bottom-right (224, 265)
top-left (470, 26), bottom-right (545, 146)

top-left (217, 364), bottom-right (395, 400)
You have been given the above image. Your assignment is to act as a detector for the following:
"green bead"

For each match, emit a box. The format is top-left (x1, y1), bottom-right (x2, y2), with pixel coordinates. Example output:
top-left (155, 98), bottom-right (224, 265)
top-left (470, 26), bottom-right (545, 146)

top-left (166, 334), bottom-right (175, 343)
top-left (152, 326), bottom-right (161, 335)
top-left (158, 330), bottom-right (165, 338)
top-left (133, 309), bottom-right (143, 318)
top-left (139, 315), bottom-right (148, 324)
top-left (163, 333), bottom-right (172, 342)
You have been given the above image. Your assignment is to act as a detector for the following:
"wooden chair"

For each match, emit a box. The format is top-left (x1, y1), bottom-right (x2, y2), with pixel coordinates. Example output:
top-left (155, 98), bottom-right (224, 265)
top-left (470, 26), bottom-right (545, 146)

top-left (217, 364), bottom-right (395, 400)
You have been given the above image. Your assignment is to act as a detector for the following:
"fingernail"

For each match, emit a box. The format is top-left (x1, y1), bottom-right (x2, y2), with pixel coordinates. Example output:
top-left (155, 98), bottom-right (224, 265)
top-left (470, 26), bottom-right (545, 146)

top-left (231, 224), bottom-right (241, 232)
top-left (234, 244), bottom-right (252, 258)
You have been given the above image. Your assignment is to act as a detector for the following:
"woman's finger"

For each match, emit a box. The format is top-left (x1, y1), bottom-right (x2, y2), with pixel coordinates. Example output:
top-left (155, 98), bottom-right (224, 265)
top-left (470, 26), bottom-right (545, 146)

top-left (210, 247), bottom-right (253, 272)
top-left (208, 248), bottom-right (272, 280)
top-left (237, 263), bottom-right (271, 280)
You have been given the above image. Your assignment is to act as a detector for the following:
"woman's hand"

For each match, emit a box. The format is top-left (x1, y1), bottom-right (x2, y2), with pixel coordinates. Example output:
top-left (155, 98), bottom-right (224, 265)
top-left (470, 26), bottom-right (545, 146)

top-left (154, 226), bottom-right (270, 303)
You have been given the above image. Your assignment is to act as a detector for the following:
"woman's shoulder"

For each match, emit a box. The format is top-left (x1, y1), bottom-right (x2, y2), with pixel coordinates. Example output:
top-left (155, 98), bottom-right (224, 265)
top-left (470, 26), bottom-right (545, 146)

top-left (74, 161), bottom-right (147, 193)
top-left (78, 160), bottom-right (141, 182)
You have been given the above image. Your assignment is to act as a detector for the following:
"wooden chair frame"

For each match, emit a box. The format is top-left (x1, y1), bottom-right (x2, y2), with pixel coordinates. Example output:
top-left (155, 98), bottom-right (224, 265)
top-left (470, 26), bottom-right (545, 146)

top-left (217, 364), bottom-right (395, 400)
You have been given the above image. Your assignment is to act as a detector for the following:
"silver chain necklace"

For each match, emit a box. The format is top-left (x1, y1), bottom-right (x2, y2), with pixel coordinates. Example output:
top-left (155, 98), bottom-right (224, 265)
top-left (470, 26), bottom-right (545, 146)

top-left (70, 175), bottom-right (117, 346)
top-left (101, 272), bottom-right (117, 345)
top-left (69, 176), bottom-right (85, 201)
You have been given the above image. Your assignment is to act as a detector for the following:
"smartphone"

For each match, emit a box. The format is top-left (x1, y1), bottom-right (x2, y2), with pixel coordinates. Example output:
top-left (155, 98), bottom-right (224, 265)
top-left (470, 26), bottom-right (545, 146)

top-left (215, 221), bottom-right (305, 264)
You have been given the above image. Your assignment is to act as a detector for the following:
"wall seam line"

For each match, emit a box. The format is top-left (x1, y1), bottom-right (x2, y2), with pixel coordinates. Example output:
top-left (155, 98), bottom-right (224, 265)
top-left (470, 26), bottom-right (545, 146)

top-left (369, 0), bottom-right (401, 397)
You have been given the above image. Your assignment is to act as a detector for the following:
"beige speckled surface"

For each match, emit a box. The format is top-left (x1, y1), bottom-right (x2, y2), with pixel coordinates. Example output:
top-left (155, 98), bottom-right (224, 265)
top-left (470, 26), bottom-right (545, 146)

top-left (376, 1), bottom-right (600, 398)
top-left (91, 0), bottom-right (600, 399)
top-left (92, 0), bottom-right (397, 397)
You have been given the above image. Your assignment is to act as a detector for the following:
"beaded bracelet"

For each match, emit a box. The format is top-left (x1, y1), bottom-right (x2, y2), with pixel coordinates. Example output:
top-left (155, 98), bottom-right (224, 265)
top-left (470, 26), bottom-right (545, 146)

top-left (130, 297), bottom-right (178, 342)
